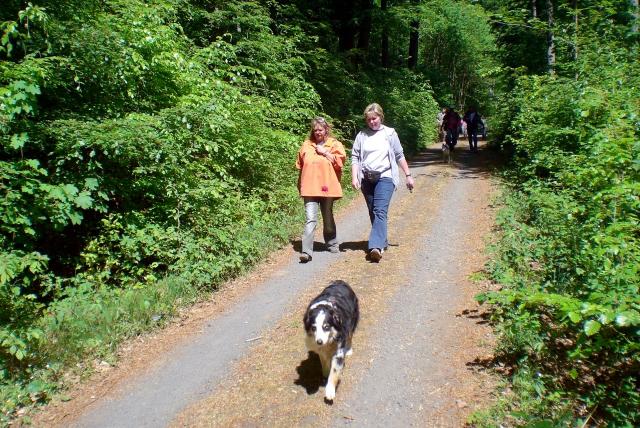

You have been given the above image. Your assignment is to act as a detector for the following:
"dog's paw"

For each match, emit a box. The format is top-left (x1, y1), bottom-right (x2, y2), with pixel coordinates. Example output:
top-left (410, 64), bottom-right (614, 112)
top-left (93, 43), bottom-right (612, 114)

top-left (325, 385), bottom-right (336, 401)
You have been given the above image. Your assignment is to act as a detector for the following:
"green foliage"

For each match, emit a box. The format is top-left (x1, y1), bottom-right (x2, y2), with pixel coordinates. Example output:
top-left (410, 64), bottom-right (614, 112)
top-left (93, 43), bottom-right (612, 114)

top-left (39, 276), bottom-right (199, 365)
top-left (270, 0), bottom-right (444, 147)
top-left (416, 0), bottom-right (499, 110)
top-left (375, 70), bottom-right (439, 152)
top-left (478, 35), bottom-right (640, 425)
top-left (0, 0), bottom-right (494, 422)
top-left (0, 0), bottom-right (317, 420)
top-left (331, 68), bottom-right (439, 152)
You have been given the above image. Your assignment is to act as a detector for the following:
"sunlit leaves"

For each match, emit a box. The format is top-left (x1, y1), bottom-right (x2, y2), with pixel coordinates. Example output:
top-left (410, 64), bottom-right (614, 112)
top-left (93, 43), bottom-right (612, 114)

top-left (482, 26), bottom-right (640, 424)
top-left (0, 80), bottom-right (41, 130)
top-left (0, 0), bottom-right (445, 421)
top-left (583, 320), bottom-right (601, 336)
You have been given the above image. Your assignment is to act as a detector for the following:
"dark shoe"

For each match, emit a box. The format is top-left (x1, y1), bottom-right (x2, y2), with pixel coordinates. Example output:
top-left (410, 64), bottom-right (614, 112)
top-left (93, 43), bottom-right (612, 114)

top-left (299, 253), bottom-right (312, 263)
top-left (369, 248), bottom-right (382, 262)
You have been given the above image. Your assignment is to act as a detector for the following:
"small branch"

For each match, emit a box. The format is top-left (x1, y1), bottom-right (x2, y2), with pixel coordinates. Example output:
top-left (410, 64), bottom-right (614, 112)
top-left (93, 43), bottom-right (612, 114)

top-left (580, 404), bottom-right (598, 428)
top-left (490, 20), bottom-right (538, 30)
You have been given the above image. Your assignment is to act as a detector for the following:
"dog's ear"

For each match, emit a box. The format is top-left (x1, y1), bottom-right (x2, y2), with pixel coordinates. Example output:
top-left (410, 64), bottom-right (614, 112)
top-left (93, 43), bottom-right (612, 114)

top-left (303, 310), bottom-right (311, 330)
top-left (331, 309), bottom-right (341, 326)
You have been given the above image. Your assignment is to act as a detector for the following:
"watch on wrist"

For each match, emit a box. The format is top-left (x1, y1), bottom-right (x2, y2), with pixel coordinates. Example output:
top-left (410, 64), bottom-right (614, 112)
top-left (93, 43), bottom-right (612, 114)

top-left (406, 173), bottom-right (412, 177)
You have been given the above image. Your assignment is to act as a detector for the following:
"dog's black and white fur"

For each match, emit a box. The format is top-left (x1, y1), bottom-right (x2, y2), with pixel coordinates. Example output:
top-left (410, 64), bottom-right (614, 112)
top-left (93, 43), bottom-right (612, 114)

top-left (303, 280), bottom-right (359, 401)
top-left (442, 142), bottom-right (452, 164)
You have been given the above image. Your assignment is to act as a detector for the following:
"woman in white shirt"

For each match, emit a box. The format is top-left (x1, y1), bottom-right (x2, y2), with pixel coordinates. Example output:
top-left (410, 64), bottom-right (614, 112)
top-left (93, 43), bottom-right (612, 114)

top-left (351, 103), bottom-right (414, 262)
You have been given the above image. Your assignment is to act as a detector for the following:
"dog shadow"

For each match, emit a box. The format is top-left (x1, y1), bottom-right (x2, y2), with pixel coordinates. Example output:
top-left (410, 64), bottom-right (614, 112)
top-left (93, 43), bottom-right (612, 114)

top-left (294, 352), bottom-right (325, 395)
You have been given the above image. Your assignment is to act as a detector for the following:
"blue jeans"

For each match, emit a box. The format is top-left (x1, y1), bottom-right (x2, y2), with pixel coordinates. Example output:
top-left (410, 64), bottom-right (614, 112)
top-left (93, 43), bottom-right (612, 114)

top-left (468, 128), bottom-right (478, 150)
top-left (302, 197), bottom-right (337, 255)
top-left (361, 177), bottom-right (394, 250)
top-left (445, 128), bottom-right (458, 150)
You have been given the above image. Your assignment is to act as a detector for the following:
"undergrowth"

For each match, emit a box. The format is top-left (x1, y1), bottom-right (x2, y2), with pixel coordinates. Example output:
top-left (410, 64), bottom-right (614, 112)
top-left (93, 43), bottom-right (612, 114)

top-left (472, 41), bottom-right (639, 426)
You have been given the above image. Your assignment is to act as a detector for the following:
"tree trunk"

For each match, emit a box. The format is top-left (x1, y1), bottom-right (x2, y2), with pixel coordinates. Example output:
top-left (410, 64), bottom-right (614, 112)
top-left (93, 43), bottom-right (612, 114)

top-left (408, 19), bottom-right (419, 68)
top-left (631, 0), bottom-right (639, 33)
top-left (358, 0), bottom-right (373, 51)
top-left (546, 0), bottom-right (556, 74)
top-left (532, 0), bottom-right (538, 18)
top-left (336, 0), bottom-right (356, 52)
top-left (381, 0), bottom-right (390, 67)
top-left (573, 0), bottom-right (578, 61)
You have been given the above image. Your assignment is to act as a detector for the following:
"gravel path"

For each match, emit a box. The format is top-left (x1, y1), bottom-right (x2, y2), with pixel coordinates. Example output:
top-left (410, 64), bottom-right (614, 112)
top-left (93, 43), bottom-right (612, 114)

top-left (330, 150), bottom-right (491, 427)
top-left (35, 141), bottom-right (498, 428)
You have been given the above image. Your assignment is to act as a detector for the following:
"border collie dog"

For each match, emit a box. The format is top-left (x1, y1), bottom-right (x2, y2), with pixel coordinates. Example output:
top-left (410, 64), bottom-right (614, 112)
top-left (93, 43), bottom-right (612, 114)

top-left (303, 280), bottom-right (359, 401)
top-left (442, 142), bottom-right (452, 164)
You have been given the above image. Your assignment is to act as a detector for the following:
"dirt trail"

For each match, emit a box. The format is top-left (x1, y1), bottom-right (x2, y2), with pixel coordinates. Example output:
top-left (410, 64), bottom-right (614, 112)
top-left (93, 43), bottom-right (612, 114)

top-left (33, 141), bottom-right (498, 428)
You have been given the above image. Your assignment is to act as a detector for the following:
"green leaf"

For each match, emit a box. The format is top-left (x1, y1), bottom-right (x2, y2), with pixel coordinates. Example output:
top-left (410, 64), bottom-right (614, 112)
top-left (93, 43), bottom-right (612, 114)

top-left (75, 191), bottom-right (93, 209)
top-left (84, 178), bottom-right (99, 190)
top-left (68, 212), bottom-right (83, 225)
top-left (584, 320), bottom-right (601, 336)
top-left (568, 312), bottom-right (582, 323)
top-left (24, 84), bottom-right (41, 95)
top-left (47, 186), bottom-right (66, 201)
top-left (10, 133), bottom-right (29, 149)
top-left (26, 380), bottom-right (45, 394)
top-left (25, 159), bottom-right (41, 170)
top-left (615, 311), bottom-right (640, 327)
top-left (63, 184), bottom-right (79, 196)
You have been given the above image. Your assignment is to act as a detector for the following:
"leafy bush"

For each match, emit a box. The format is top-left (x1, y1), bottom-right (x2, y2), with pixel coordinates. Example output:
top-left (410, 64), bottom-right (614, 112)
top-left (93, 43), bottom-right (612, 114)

top-left (0, 0), bottom-right (313, 419)
top-left (0, 0), bottom-right (459, 422)
top-left (479, 43), bottom-right (640, 425)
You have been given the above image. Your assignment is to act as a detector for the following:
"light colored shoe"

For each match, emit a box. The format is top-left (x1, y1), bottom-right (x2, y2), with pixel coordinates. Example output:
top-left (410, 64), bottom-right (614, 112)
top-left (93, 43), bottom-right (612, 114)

top-left (328, 245), bottom-right (339, 253)
top-left (369, 248), bottom-right (382, 262)
top-left (299, 253), bottom-right (312, 263)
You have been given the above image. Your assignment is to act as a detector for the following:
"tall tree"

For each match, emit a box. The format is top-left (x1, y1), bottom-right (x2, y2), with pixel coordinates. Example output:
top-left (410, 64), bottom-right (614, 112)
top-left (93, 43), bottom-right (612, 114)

top-left (381, 0), bottom-right (390, 67)
top-left (408, 18), bottom-right (419, 68)
top-left (406, 0), bottom-right (420, 68)
top-left (335, 0), bottom-right (357, 51)
top-left (572, 0), bottom-right (579, 61)
top-left (546, 0), bottom-right (556, 73)
top-left (358, 0), bottom-right (374, 51)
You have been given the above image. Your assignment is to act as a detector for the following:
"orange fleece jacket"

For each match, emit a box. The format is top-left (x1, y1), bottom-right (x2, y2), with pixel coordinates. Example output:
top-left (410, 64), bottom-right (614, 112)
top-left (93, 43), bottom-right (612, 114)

top-left (296, 137), bottom-right (346, 198)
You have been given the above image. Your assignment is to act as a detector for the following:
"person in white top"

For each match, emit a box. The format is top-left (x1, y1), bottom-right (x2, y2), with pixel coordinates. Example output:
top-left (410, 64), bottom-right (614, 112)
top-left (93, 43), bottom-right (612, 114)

top-left (351, 103), bottom-right (414, 262)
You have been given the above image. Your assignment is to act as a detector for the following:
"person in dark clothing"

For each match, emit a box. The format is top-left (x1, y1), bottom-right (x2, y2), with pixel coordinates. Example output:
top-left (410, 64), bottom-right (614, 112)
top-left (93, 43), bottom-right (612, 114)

top-left (441, 107), bottom-right (461, 152)
top-left (463, 107), bottom-right (482, 152)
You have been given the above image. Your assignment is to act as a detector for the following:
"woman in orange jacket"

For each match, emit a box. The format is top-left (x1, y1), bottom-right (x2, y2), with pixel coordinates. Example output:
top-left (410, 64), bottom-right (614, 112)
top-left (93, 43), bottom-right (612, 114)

top-left (295, 117), bottom-right (346, 263)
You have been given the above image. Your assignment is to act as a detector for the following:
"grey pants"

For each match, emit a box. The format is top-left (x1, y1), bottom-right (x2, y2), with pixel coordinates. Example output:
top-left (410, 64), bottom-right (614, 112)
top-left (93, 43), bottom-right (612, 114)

top-left (302, 197), bottom-right (337, 255)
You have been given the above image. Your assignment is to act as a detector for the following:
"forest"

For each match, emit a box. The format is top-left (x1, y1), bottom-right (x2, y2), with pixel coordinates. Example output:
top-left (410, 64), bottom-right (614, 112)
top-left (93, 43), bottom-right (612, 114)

top-left (0, 0), bottom-right (638, 425)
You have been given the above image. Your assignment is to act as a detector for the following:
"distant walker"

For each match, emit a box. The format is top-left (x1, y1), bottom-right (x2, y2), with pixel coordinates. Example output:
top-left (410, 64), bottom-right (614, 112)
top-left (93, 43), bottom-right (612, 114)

top-left (463, 107), bottom-right (483, 152)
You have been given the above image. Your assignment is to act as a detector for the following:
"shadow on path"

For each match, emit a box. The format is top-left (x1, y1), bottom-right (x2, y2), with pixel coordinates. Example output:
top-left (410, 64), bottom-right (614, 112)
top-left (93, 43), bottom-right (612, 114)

top-left (294, 352), bottom-right (324, 395)
top-left (290, 240), bottom-right (368, 254)
top-left (409, 139), bottom-right (502, 180)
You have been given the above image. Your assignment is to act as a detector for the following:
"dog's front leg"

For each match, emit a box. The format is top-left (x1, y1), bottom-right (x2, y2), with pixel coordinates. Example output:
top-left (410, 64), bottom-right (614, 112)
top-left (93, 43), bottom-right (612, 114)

top-left (325, 347), bottom-right (346, 401)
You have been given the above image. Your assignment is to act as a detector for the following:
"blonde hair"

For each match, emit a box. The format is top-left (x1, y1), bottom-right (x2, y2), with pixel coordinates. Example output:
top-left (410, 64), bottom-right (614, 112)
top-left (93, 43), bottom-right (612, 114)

top-left (363, 103), bottom-right (384, 122)
top-left (308, 117), bottom-right (332, 142)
